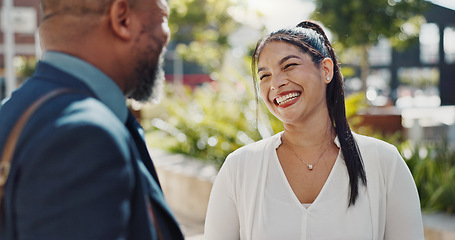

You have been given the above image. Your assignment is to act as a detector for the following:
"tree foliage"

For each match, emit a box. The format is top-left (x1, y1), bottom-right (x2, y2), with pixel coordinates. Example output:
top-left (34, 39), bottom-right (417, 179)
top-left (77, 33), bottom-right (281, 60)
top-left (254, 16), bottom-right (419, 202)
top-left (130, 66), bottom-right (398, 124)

top-left (404, 141), bottom-right (455, 213)
top-left (312, 0), bottom-right (427, 48)
top-left (144, 68), bottom-right (262, 169)
top-left (311, 0), bottom-right (428, 92)
top-left (168, 0), bottom-right (240, 71)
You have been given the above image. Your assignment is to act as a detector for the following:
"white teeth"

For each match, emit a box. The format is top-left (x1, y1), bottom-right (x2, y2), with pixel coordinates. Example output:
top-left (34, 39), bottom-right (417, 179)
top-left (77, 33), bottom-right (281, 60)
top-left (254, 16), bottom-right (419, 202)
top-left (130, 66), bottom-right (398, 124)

top-left (275, 92), bottom-right (301, 105)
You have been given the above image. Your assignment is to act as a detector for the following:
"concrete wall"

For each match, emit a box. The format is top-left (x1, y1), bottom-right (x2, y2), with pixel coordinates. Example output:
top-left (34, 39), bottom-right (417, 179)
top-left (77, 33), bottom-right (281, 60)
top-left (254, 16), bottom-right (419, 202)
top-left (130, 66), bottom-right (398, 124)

top-left (150, 149), bottom-right (216, 222)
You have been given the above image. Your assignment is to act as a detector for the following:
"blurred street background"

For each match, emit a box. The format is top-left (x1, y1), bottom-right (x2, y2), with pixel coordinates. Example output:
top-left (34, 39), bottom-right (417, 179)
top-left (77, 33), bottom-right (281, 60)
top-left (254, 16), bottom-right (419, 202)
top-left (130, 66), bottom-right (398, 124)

top-left (1, 0), bottom-right (455, 239)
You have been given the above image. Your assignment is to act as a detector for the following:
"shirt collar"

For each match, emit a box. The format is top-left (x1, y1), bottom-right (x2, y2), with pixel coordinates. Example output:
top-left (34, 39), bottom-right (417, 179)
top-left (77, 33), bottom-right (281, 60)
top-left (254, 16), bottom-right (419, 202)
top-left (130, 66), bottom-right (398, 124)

top-left (275, 131), bottom-right (341, 148)
top-left (41, 51), bottom-right (128, 123)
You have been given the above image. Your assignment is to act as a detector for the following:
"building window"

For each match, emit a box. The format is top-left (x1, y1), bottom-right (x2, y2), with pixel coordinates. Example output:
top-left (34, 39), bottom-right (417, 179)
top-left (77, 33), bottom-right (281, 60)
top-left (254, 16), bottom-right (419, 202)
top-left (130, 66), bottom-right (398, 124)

top-left (420, 23), bottom-right (440, 64)
top-left (444, 26), bottom-right (455, 64)
top-left (368, 38), bottom-right (392, 66)
top-left (396, 67), bottom-right (440, 108)
top-left (366, 69), bottom-right (391, 106)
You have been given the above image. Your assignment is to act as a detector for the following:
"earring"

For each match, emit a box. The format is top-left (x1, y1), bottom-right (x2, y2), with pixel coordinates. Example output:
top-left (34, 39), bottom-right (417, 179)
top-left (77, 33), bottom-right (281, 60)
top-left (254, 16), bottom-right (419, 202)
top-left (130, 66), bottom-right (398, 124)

top-left (326, 77), bottom-right (330, 81)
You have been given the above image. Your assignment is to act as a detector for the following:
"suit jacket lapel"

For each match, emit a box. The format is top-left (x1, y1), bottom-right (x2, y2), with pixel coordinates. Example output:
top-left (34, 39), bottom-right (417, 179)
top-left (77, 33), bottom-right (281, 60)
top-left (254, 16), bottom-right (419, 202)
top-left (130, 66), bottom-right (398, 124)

top-left (125, 111), bottom-right (162, 189)
top-left (125, 111), bottom-right (184, 239)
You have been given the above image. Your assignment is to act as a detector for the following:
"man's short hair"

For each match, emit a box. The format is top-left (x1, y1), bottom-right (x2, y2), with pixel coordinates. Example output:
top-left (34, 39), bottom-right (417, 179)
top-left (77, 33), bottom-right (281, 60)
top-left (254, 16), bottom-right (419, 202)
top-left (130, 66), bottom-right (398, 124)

top-left (40, 0), bottom-right (128, 19)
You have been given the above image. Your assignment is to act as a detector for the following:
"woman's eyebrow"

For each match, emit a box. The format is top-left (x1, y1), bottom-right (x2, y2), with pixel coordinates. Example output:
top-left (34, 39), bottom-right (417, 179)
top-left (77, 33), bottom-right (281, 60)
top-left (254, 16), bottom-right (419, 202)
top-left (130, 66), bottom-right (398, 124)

top-left (279, 55), bottom-right (301, 65)
top-left (257, 55), bottom-right (301, 73)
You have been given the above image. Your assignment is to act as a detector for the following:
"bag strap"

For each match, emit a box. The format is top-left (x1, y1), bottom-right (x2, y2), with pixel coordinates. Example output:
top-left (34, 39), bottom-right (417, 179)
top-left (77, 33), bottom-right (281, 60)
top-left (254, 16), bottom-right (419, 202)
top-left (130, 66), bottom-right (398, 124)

top-left (0, 88), bottom-right (73, 216)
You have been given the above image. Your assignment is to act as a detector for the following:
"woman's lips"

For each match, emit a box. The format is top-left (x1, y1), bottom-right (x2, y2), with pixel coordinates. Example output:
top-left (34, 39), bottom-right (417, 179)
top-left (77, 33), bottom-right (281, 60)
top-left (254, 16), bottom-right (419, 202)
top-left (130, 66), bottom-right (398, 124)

top-left (273, 91), bottom-right (301, 107)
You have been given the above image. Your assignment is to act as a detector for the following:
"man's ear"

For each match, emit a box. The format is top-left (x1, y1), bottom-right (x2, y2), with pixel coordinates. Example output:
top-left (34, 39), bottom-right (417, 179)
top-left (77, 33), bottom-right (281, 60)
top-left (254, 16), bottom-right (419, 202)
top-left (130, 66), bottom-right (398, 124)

top-left (109, 0), bottom-right (133, 41)
top-left (321, 58), bottom-right (334, 84)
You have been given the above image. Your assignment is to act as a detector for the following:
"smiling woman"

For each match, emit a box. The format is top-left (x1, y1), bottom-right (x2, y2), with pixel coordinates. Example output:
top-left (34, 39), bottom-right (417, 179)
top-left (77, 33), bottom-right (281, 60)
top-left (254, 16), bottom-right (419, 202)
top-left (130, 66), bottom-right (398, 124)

top-left (256, 43), bottom-right (331, 126)
top-left (204, 21), bottom-right (424, 240)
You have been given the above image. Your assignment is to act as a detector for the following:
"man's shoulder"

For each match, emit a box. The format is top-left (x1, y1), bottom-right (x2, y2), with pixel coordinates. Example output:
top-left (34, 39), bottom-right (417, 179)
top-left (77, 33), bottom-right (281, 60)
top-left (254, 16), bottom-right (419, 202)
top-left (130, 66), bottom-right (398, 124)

top-left (54, 95), bottom-right (123, 126)
top-left (38, 92), bottom-right (127, 140)
top-left (1, 81), bottom-right (127, 147)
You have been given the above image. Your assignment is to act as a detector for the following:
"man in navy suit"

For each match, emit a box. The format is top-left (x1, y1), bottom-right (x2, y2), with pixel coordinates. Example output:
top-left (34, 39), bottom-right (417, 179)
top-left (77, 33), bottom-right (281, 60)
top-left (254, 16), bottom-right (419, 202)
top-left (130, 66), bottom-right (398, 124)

top-left (0, 0), bottom-right (184, 239)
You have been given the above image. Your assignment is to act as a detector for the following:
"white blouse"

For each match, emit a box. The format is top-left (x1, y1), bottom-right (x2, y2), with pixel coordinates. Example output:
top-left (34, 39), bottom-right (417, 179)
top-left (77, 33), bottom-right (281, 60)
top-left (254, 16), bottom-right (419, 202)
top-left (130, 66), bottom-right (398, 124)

top-left (204, 132), bottom-right (424, 240)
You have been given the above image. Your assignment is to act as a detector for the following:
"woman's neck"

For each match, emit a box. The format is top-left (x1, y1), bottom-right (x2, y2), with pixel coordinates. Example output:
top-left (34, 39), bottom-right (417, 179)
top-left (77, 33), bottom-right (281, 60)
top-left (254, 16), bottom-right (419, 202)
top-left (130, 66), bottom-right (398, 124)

top-left (282, 114), bottom-right (335, 148)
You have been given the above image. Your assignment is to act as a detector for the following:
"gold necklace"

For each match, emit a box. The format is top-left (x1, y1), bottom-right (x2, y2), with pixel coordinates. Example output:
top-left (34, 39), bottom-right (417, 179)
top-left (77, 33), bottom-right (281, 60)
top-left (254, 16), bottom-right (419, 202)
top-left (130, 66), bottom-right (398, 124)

top-left (281, 136), bottom-right (332, 170)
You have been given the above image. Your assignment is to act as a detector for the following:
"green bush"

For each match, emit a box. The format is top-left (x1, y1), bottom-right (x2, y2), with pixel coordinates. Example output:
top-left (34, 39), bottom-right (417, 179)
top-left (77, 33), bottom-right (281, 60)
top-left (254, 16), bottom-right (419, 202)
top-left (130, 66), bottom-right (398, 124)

top-left (346, 92), bottom-right (455, 213)
top-left (402, 141), bottom-right (455, 213)
top-left (143, 72), bottom-right (265, 169)
top-left (14, 56), bottom-right (37, 84)
top-left (345, 91), bottom-right (368, 119)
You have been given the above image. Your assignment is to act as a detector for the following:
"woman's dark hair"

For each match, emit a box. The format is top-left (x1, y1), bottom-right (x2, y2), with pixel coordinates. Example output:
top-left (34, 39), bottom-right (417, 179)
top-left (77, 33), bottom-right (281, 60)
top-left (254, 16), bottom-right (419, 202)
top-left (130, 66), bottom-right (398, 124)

top-left (251, 21), bottom-right (367, 206)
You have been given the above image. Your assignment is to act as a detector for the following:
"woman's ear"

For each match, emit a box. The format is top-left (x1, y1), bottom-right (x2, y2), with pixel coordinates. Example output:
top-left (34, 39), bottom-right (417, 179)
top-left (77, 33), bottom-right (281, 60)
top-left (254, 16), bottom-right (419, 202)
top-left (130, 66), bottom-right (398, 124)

top-left (321, 58), bottom-right (334, 84)
top-left (108, 0), bottom-right (133, 41)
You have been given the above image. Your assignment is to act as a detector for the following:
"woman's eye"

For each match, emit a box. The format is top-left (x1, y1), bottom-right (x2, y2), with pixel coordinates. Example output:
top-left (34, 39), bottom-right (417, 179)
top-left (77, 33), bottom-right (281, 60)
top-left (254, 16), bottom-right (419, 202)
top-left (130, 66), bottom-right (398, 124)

top-left (259, 74), bottom-right (270, 81)
top-left (284, 63), bottom-right (298, 69)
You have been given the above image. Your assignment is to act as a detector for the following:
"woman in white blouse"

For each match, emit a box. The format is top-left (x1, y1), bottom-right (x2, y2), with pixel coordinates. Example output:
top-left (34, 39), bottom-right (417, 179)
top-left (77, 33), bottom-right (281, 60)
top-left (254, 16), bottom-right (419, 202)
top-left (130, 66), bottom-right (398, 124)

top-left (204, 21), bottom-right (424, 240)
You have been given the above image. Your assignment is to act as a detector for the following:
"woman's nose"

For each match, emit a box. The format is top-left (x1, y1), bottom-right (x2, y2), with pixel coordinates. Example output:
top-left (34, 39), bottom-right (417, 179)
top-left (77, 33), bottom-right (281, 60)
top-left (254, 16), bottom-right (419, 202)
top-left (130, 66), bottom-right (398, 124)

top-left (270, 73), bottom-right (288, 90)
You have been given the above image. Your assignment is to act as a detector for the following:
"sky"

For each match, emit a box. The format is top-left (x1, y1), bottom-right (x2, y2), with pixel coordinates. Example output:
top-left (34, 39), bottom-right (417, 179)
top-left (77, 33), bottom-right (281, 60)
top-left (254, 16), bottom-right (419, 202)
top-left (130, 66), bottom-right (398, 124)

top-left (227, 0), bottom-right (316, 49)
top-left (245, 0), bottom-right (316, 31)
top-left (244, 0), bottom-right (455, 32)
top-left (429, 0), bottom-right (455, 10)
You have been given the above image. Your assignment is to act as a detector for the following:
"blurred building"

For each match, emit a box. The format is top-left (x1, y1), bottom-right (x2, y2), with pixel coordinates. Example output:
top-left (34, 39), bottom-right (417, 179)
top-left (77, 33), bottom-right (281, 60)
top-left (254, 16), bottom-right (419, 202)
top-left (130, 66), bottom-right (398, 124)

top-left (360, 1), bottom-right (455, 107)
top-left (163, 46), bottom-right (213, 89)
top-left (0, 1), bottom-right (212, 96)
top-left (0, 0), bottom-right (41, 100)
top-left (0, 0), bottom-right (40, 64)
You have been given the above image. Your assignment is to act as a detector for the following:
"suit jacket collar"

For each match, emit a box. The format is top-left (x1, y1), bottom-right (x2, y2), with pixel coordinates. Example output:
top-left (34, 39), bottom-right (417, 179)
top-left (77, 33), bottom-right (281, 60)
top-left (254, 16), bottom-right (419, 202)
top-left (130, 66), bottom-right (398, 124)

top-left (40, 51), bottom-right (128, 124)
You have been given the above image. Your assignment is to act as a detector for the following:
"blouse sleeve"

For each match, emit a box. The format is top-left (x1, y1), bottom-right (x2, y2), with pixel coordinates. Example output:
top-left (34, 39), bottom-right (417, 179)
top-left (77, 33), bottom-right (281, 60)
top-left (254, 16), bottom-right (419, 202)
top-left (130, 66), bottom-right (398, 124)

top-left (204, 157), bottom-right (240, 240)
top-left (384, 148), bottom-right (424, 240)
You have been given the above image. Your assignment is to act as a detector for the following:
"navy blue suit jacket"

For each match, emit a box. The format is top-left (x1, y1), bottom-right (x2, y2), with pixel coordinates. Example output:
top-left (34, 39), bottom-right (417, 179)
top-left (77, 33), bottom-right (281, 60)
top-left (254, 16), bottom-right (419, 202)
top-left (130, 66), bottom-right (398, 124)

top-left (0, 62), bottom-right (183, 240)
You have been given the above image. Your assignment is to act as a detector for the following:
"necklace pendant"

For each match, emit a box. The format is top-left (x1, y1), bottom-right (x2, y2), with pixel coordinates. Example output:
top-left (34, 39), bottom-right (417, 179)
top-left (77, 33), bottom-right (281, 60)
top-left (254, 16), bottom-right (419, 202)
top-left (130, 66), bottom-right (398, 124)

top-left (308, 165), bottom-right (313, 170)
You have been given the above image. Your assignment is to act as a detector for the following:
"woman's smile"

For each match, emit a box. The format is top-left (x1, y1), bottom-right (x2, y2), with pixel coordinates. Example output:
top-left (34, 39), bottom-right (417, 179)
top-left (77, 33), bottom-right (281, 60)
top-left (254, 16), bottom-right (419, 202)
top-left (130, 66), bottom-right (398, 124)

top-left (273, 91), bottom-right (302, 107)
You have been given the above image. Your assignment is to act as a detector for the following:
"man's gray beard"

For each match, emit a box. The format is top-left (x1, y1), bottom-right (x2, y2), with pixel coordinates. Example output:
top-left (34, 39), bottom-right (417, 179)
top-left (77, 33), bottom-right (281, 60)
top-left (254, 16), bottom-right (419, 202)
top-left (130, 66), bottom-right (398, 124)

top-left (147, 64), bottom-right (165, 104)
top-left (129, 50), bottom-right (166, 103)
